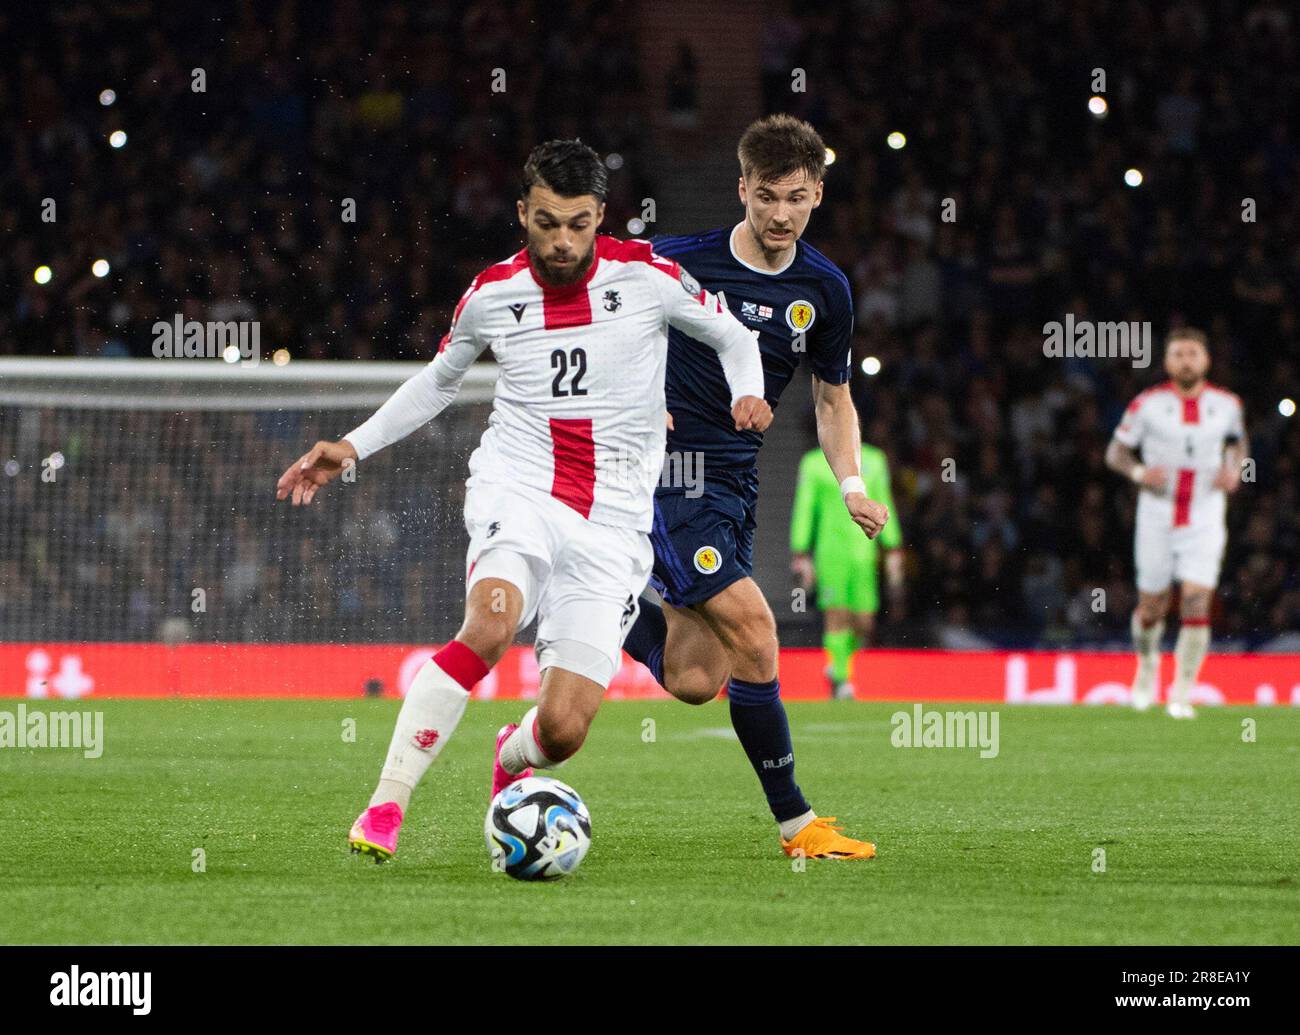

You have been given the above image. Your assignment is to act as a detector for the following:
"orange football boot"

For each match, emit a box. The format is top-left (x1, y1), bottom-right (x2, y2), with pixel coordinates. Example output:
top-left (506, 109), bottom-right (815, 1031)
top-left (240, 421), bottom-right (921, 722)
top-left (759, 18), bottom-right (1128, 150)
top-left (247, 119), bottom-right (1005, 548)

top-left (781, 816), bottom-right (876, 860)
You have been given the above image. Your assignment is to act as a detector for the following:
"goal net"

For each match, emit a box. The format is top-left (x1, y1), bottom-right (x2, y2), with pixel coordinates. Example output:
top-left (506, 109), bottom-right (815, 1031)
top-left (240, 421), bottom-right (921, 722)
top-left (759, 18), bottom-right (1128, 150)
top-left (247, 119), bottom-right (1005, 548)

top-left (0, 358), bottom-right (496, 651)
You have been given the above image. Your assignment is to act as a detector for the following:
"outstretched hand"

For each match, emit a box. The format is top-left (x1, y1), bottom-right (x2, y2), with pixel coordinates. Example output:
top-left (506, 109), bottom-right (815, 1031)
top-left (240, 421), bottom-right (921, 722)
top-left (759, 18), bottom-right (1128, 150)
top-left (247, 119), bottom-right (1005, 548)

top-left (275, 439), bottom-right (359, 506)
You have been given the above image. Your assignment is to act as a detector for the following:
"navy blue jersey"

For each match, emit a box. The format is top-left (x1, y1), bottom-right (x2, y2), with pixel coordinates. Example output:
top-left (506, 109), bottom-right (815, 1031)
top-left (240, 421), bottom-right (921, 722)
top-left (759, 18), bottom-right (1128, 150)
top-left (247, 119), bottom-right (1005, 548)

top-left (653, 226), bottom-right (854, 473)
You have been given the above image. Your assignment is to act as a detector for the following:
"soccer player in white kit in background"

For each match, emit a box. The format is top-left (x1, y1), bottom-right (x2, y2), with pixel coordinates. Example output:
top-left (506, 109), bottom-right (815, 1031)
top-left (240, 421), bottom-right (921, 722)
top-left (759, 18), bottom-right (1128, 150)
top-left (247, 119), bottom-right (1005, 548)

top-left (1105, 328), bottom-right (1248, 718)
top-left (275, 141), bottom-right (771, 861)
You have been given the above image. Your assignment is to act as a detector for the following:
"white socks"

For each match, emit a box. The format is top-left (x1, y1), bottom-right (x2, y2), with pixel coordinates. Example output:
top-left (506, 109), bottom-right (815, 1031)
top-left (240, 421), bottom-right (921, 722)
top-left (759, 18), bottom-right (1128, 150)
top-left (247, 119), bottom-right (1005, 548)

top-left (1130, 612), bottom-right (1209, 709)
top-left (1171, 622), bottom-right (1210, 707)
top-left (371, 778), bottom-right (413, 813)
top-left (779, 809), bottom-right (817, 842)
top-left (1130, 611), bottom-right (1165, 708)
top-left (497, 705), bottom-right (557, 774)
top-left (369, 658), bottom-right (471, 810)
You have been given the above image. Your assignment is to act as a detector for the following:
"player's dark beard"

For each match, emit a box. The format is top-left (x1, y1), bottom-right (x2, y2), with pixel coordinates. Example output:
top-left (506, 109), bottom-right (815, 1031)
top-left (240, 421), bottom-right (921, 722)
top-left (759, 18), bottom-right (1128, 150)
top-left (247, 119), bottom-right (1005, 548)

top-left (529, 241), bottom-right (595, 287)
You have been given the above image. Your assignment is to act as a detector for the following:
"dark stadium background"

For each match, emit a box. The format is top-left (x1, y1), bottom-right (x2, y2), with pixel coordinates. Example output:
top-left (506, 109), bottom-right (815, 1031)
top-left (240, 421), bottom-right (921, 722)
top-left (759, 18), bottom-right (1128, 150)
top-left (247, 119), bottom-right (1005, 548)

top-left (2, 0), bottom-right (1298, 652)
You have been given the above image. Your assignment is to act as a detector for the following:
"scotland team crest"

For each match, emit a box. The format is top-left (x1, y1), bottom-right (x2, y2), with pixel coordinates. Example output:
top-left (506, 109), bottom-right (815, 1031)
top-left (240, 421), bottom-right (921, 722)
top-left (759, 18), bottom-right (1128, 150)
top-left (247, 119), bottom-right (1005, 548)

top-left (693, 546), bottom-right (721, 574)
top-left (785, 299), bottom-right (816, 333)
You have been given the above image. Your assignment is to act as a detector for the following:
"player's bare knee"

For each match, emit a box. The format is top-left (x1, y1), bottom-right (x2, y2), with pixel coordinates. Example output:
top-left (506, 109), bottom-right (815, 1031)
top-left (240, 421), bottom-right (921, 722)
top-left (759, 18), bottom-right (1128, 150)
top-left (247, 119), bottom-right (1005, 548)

top-left (456, 607), bottom-right (515, 666)
top-left (535, 709), bottom-right (588, 762)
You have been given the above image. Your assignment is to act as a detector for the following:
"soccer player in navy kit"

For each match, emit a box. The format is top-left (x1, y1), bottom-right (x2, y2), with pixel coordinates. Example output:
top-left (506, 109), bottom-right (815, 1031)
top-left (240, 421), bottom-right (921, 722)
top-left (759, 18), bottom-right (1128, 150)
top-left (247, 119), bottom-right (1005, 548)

top-left (623, 115), bottom-right (890, 859)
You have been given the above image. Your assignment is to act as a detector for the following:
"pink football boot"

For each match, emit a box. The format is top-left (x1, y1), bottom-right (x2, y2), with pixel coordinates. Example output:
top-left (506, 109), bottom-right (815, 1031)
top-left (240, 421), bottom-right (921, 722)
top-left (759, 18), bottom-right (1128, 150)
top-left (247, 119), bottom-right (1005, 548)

top-left (492, 723), bottom-right (532, 800)
top-left (348, 802), bottom-right (403, 863)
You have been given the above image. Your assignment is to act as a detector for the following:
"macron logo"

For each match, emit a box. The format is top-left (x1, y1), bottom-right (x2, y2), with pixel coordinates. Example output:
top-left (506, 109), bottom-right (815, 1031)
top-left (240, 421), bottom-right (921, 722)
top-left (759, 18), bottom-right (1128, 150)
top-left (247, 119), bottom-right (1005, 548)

top-left (50, 966), bottom-right (151, 1015)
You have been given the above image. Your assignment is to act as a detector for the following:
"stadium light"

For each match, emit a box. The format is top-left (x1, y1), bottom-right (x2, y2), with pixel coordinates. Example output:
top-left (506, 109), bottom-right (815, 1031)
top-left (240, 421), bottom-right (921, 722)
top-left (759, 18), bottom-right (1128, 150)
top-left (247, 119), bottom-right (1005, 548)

top-left (604, 153), bottom-right (624, 170)
top-left (1280, 398), bottom-right (1296, 418)
top-left (887, 131), bottom-right (907, 150)
top-left (1124, 168), bottom-right (1143, 187)
top-left (222, 345), bottom-right (241, 364)
top-left (1088, 96), bottom-right (1108, 118)
top-left (92, 259), bottom-right (110, 278)
top-left (861, 356), bottom-right (881, 375)
top-left (109, 130), bottom-right (127, 149)
top-left (34, 265), bottom-right (52, 285)
top-left (626, 217), bottom-right (646, 235)
top-left (824, 147), bottom-right (837, 166)
top-left (3, 460), bottom-right (18, 477)
top-left (99, 89), bottom-right (116, 106)
top-left (272, 349), bottom-right (291, 366)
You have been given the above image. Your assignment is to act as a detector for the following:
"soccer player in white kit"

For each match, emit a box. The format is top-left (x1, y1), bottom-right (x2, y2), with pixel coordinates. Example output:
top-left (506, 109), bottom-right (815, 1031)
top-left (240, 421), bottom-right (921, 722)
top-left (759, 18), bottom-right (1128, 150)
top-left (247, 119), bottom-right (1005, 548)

top-left (1105, 328), bottom-right (1248, 718)
top-left (275, 141), bottom-right (771, 861)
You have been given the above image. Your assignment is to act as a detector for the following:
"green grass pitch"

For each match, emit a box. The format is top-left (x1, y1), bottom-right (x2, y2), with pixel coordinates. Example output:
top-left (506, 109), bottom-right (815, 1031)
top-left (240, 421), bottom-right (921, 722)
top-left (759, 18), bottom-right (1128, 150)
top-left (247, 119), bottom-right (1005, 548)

top-left (1, 699), bottom-right (1297, 945)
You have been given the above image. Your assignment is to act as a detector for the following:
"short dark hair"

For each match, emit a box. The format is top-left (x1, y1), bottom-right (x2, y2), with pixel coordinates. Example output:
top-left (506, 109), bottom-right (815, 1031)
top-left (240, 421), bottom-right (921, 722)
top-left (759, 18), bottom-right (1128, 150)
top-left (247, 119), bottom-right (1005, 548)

top-left (1165, 326), bottom-right (1209, 350)
top-left (737, 114), bottom-right (827, 185)
top-left (521, 139), bottom-right (608, 202)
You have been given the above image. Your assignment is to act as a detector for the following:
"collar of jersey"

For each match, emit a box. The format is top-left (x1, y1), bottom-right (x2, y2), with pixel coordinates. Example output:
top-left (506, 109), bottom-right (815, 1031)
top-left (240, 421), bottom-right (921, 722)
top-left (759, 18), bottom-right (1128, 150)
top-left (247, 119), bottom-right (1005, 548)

top-left (526, 248), bottom-right (601, 294)
top-left (729, 222), bottom-right (797, 276)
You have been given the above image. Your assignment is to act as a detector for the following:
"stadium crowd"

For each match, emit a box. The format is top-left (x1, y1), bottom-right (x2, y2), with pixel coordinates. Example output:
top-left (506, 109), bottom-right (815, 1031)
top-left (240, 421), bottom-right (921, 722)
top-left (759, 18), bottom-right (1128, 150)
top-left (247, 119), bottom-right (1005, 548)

top-left (3, 1), bottom-right (1298, 647)
top-left (1, 0), bottom-right (649, 360)
top-left (768, 0), bottom-right (1300, 648)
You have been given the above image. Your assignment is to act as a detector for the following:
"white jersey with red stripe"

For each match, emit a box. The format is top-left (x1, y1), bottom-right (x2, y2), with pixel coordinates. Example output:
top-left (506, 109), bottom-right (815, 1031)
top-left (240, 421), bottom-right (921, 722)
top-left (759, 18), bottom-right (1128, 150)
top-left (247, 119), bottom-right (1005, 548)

top-left (1113, 381), bottom-right (1244, 529)
top-left (344, 235), bottom-right (764, 532)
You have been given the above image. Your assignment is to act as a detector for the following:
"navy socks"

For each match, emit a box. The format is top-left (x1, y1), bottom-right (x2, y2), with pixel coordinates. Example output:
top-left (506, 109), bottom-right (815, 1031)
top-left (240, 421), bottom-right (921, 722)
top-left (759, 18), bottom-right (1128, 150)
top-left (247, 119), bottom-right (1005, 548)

top-left (624, 597), bottom-right (666, 686)
top-left (627, 601), bottom-right (808, 823)
top-left (727, 677), bottom-right (810, 823)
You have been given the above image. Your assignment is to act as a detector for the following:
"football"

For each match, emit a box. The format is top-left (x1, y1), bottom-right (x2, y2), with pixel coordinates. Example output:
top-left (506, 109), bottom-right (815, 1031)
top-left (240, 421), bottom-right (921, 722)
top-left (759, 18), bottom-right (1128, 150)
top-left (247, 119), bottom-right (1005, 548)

top-left (485, 776), bottom-right (592, 881)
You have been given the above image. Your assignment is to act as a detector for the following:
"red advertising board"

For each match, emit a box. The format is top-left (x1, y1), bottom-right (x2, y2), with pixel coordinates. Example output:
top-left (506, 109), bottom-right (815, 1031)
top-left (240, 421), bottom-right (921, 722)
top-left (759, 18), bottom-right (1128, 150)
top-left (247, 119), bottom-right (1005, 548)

top-left (1, 643), bottom-right (1297, 705)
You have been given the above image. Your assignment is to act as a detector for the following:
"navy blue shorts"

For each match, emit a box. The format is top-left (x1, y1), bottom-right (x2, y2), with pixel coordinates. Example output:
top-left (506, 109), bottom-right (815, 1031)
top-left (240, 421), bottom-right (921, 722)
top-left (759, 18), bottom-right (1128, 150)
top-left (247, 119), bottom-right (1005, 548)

top-left (649, 472), bottom-right (758, 608)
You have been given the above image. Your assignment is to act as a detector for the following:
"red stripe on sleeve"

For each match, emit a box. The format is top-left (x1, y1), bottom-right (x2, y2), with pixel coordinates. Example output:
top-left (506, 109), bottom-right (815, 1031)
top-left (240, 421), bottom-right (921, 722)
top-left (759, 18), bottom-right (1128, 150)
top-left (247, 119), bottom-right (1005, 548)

top-left (548, 418), bottom-right (596, 517)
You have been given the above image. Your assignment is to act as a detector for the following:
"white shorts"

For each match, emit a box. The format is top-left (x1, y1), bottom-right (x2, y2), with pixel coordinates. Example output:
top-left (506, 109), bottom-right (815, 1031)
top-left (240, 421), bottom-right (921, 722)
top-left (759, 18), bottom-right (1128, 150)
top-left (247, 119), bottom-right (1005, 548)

top-left (463, 481), bottom-right (652, 688)
top-left (1134, 496), bottom-right (1227, 593)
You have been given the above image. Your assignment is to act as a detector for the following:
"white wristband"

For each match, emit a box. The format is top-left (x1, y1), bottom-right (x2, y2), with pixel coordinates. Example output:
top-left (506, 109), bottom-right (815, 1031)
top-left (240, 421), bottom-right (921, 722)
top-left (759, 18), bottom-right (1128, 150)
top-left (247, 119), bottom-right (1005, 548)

top-left (840, 475), bottom-right (866, 500)
top-left (1130, 464), bottom-right (1146, 485)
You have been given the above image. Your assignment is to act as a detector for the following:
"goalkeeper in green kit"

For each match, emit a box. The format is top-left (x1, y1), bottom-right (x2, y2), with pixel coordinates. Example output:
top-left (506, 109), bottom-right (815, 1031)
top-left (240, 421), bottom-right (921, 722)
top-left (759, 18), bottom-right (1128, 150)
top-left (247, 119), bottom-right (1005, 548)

top-left (790, 440), bottom-right (904, 699)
